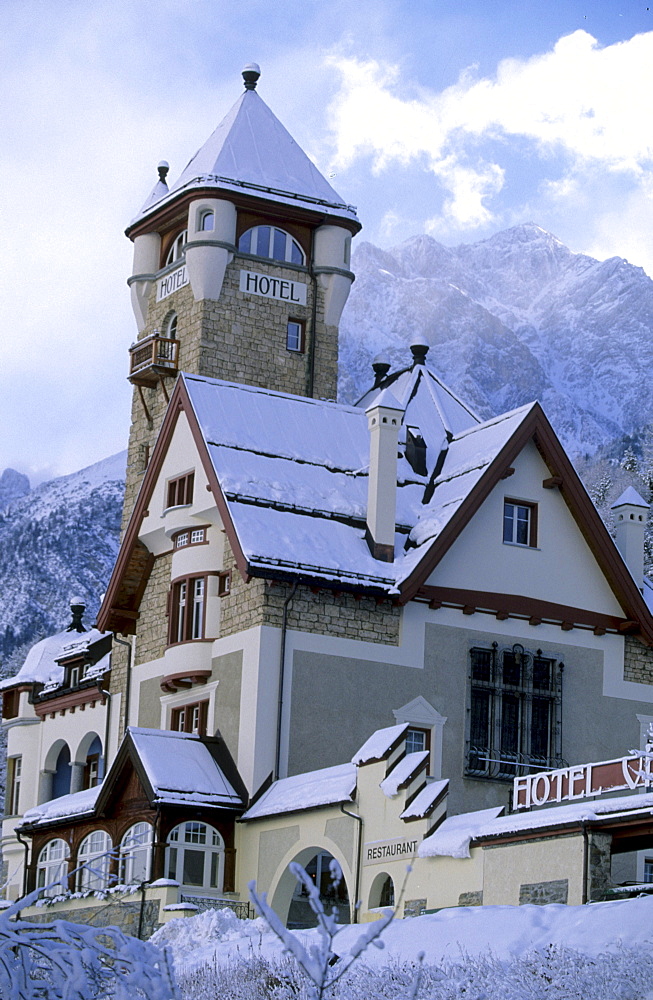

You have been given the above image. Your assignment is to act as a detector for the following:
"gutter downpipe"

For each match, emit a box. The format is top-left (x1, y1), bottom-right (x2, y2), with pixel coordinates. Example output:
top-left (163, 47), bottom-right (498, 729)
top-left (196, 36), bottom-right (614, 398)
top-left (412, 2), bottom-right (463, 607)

top-left (305, 229), bottom-right (318, 398)
top-left (275, 581), bottom-right (298, 780)
top-left (96, 682), bottom-right (112, 780)
top-left (113, 633), bottom-right (133, 737)
top-left (340, 802), bottom-right (363, 924)
top-left (15, 828), bottom-right (30, 899)
top-left (582, 822), bottom-right (589, 904)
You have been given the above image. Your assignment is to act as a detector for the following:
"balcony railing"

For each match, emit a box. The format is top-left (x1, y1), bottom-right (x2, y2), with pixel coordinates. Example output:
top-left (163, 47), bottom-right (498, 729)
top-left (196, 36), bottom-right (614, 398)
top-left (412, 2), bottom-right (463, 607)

top-left (128, 334), bottom-right (179, 386)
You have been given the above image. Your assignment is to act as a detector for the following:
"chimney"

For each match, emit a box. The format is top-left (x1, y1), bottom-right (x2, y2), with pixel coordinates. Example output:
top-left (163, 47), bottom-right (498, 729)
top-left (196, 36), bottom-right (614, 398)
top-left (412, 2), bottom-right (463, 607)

top-left (610, 487), bottom-right (649, 592)
top-left (67, 597), bottom-right (88, 633)
top-left (365, 390), bottom-right (403, 562)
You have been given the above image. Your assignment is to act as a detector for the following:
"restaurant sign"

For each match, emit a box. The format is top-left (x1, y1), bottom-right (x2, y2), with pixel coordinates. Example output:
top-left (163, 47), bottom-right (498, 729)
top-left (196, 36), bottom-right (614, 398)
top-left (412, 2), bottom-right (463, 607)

top-left (363, 837), bottom-right (418, 866)
top-left (513, 744), bottom-right (653, 810)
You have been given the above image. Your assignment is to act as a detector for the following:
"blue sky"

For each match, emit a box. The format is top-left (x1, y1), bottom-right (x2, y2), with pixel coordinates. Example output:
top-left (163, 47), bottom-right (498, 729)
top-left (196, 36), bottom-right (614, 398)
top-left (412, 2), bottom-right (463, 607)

top-left (2, 0), bottom-right (653, 482)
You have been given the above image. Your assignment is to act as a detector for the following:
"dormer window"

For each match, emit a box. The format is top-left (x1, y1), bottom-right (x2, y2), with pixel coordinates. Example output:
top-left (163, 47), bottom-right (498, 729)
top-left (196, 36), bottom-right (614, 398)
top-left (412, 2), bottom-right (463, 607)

top-left (69, 665), bottom-right (80, 688)
top-left (503, 499), bottom-right (537, 547)
top-left (165, 229), bottom-right (188, 266)
top-left (238, 225), bottom-right (305, 265)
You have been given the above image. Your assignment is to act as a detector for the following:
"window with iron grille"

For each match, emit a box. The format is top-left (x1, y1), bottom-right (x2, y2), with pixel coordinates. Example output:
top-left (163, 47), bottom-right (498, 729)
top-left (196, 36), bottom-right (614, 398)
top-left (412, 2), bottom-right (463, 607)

top-left (466, 643), bottom-right (563, 781)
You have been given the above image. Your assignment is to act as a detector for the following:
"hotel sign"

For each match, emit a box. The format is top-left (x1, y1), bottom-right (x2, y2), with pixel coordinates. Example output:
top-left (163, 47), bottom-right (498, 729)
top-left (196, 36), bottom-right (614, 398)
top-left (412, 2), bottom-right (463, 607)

top-left (513, 751), bottom-right (653, 810)
top-left (157, 265), bottom-right (189, 302)
top-left (239, 269), bottom-right (307, 305)
top-left (363, 837), bottom-right (418, 866)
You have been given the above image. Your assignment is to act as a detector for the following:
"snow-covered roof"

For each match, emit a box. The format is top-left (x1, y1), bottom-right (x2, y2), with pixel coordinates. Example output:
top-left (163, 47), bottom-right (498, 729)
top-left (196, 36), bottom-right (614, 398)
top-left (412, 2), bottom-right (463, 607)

top-left (352, 723), bottom-right (409, 765)
top-left (22, 785), bottom-right (102, 828)
top-left (131, 88), bottom-right (359, 228)
top-left (419, 790), bottom-right (653, 859)
top-left (380, 751), bottom-right (429, 797)
top-left (242, 763), bottom-right (357, 820)
top-left (0, 627), bottom-right (109, 692)
top-left (611, 486), bottom-right (650, 509)
top-left (128, 729), bottom-right (243, 808)
top-left (400, 779), bottom-right (449, 820)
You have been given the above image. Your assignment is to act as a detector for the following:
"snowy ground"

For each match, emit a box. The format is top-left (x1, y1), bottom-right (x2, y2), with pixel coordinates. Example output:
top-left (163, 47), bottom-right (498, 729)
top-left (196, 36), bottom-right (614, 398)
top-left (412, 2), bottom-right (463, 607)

top-left (153, 895), bottom-right (653, 997)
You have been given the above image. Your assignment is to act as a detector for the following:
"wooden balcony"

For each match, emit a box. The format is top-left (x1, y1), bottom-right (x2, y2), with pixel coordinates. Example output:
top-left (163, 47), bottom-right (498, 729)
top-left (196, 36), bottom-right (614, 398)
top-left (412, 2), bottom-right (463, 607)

top-left (128, 334), bottom-right (179, 387)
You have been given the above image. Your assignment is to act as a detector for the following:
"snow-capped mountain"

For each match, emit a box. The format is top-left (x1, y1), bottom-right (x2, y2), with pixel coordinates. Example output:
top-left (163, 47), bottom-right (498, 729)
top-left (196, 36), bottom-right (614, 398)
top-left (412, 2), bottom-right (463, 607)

top-left (339, 223), bottom-right (653, 456)
top-left (0, 469), bottom-right (30, 513)
top-left (0, 452), bottom-right (126, 673)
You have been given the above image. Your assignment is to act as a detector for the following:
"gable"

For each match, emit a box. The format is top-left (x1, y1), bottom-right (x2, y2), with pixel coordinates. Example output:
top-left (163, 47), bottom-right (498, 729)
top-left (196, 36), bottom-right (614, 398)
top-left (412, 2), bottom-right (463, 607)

top-left (427, 441), bottom-right (625, 618)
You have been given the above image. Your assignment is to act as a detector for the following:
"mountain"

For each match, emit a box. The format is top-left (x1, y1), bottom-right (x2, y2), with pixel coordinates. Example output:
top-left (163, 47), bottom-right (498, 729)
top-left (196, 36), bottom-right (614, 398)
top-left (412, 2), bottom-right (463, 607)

top-left (339, 224), bottom-right (653, 457)
top-left (0, 452), bottom-right (126, 672)
top-left (0, 469), bottom-right (30, 513)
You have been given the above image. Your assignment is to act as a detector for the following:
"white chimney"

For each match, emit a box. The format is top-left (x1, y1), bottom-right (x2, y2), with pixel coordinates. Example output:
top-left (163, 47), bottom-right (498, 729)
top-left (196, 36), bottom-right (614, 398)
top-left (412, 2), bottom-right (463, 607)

top-left (365, 390), bottom-right (403, 562)
top-left (610, 486), bottom-right (649, 592)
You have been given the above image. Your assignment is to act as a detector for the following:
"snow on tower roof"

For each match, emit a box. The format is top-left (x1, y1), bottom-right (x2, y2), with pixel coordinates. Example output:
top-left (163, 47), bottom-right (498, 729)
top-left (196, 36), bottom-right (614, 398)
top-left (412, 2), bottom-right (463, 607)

top-left (131, 74), bottom-right (359, 229)
top-left (242, 763), bottom-right (357, 820)
top-left (0, 628), bottom-right (109, 692)
top-left (611, 486), bottom-right (650, 509)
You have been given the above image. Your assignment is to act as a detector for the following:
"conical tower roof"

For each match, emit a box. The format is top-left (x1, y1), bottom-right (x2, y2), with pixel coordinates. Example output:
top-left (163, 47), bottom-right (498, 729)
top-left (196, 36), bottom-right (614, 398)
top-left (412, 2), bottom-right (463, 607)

top-left (129, 66), bottom-right (359, 231)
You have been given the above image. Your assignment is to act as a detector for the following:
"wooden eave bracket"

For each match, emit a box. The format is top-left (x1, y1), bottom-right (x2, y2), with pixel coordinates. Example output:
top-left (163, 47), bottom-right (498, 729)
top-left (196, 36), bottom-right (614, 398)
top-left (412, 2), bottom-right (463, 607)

top-left (500, 468), bottom-right (515, 480)
top-left (543, 476), bottom-right (563, 489)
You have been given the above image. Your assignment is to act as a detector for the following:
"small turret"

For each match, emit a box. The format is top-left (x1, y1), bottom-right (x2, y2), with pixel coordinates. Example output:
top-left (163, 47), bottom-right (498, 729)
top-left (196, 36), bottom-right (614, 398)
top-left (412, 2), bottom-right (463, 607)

top-left (365, 390), bottom-right (404, 562)
top-left (611, 486), bottom-right (649, 592)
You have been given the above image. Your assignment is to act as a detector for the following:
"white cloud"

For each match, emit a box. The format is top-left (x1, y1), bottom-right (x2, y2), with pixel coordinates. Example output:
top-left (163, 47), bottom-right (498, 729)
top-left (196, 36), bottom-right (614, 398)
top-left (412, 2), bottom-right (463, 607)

top-left (326, 30), bottom-right (653, 231)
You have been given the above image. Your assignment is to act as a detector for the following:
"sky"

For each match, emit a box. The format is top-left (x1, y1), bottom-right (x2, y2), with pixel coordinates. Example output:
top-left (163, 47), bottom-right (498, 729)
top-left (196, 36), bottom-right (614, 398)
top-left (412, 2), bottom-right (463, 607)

top-left (2, 0), bottom-right (653, 484)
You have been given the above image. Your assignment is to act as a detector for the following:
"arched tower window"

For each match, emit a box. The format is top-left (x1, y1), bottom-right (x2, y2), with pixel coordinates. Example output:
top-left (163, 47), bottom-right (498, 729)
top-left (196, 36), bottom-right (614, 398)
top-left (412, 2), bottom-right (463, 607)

top-left (199, 210), bottom-right (215, 232)
top-left (37, 839), bottom-right (70, 897)
top-left (76, 830), bottom-right (113, 891)
top-left (165, 230), bottom-right (188, 266)
top-left (165, 821), bottom-right (224, 893)
top-left (119, 822), bottom-right (153, 884)
top-left (163, 312), bottom-right (178, 340)
top-left (238, 225), bottom-right (305, 266)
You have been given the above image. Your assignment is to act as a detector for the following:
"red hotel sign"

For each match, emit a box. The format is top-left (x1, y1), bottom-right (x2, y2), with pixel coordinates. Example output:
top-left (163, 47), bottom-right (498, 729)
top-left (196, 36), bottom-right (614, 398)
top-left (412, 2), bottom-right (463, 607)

top-left (513, 753), bottom-right (652, 810)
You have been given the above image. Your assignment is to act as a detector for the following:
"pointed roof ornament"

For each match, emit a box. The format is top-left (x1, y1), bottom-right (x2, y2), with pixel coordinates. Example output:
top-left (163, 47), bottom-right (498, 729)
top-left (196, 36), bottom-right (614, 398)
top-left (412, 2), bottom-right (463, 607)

top-left (157, 160), bottom-right (169, 183)
top-left (242, 62), bottom-right (261, 90)
top-left (410, 338), bottom-right (429, 367)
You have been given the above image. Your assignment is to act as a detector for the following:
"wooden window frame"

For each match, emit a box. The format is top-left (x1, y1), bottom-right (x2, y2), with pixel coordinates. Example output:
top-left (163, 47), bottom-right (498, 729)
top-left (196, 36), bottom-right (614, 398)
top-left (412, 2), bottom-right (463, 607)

top-left (166, 472), bottom-right (195, 510)
top-left (167, 573), bottom-right (212, 646)
top-left (218, 570), bottom-right (231, 596)
top-left (171, 700), bottom-right (209, 736)
top-left (503, 498), bottom-right (538, 548)
top-left (286, 319), bottom-right (305, 354)
top-left (6, 756), bottom-right (21, 816)
top-left (173, 526), bottom-right (208, 549)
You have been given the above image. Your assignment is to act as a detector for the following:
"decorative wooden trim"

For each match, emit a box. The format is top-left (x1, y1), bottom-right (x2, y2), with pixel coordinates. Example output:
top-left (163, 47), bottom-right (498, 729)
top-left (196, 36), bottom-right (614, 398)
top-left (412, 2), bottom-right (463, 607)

top-left (33, 682), bottom-right (110, 718)
top-left (543, 476), bottom-right (563, 489)
top-left (418, 585), bottom-right (629, 633)
top-left (161, 669), bottom-right (211, 694)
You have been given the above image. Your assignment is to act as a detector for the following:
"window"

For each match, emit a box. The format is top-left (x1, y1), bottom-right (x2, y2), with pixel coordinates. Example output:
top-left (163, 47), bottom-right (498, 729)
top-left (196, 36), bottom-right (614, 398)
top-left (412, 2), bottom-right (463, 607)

top-left (165, 822), bottom-right (224, 893)
top-left (238, 225), bottom-right (305, 265)
top-left (76, 830), bottom-right (113, 891)
top-left (83, 736), bottom-right (103, 789)
top-left (405, 727), bottom-right (430, 756)
top-left (119, 822), bottom-right (153, 884)
top-left (69, 665), bottom-right (80, 688)
top-left (166, 472), bottom-right (194, 509)
top-left (171, 700), bottom-right (208, 736)
top-left (37, 839), bottom-right (70, 898)
top-left (168, 575), bottom-right (206, 644)
top-left (644, 858), bottom-right (653, 884)
top-left (2, 689), bottom-right (19, 721)
top-left (503, 499), bottom-right (537, 547)
top-left (163, 312), bottom-right (178, 343)
top-left (466, 643), bottom-right (563, 780)
top-left (174, 527), bottom-right (206, 549)
top-left (6, 756), bottom-right (21, 815)
top-left (165, 230), bottom-right (187, 266)
top-left (218, 570), bottom-right (231, 596)
top-left (286, 320), bottom-right (305, 353)
top-left (199, 210), bottom-right (214, 232)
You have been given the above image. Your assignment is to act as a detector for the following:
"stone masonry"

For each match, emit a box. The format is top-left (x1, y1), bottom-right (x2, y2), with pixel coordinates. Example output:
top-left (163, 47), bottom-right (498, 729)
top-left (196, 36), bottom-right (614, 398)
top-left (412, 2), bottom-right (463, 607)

top-left (624, 635), bottom-right (653, 684)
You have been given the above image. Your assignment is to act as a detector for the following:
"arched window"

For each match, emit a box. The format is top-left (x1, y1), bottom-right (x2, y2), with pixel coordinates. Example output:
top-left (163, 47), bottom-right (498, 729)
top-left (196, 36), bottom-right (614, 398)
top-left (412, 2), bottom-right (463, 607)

top-left (165, 230), bottom-right (187, 266)
top-left (368, 871), bottom-right (395, 910)
top-left (119, 822), bottom-right (153, 884)
top-left (83, 735), bottom-right (102, 789)
top-left (52, 744), bottom-right (71, 799)
top-left (199, 210), bottom-right (214, 232)
top-left (238, 226), bottom-right (305, 266)
top-left (36, 839), bottom-right (70, 898)
top-left (163, 312), bottom-right (178, 339)
top-left (165, 822), bottom-right (224, 893)
top-left (76, 830), bottom-right (112, 891)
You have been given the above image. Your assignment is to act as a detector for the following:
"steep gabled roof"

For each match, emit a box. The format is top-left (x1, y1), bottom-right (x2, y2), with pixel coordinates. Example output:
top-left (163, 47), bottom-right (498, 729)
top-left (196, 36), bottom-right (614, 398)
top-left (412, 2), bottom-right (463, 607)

top-left (129, 85), bottom-right (359, 231)
top-left (98, 371), bottom-right (653, 644)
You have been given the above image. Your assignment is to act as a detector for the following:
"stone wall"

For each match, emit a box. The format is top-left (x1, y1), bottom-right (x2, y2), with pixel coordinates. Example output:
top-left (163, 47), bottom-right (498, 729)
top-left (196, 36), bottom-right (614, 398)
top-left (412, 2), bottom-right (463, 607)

top-left (587, 831), bottom-right (613, 902)
top-left (134, 553), bottom-right (173, 666)
top-left (518, 879), bottom-right (568, 905)
top-left (21, 898), bottom-right (161, 939)
top-left (624, 635), bottom-right (653, 684)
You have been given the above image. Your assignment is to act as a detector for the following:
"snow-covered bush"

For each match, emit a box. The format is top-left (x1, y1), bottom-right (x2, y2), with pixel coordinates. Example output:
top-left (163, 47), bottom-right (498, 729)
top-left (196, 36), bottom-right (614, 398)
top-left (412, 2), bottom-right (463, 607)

top-left (0, 887), bottom-right (178, 999)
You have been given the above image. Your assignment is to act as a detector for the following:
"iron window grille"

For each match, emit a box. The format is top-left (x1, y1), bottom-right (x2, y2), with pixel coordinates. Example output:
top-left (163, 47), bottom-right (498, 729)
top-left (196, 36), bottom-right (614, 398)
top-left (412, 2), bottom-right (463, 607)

top-left (465, 642), bottom-right (564, 781)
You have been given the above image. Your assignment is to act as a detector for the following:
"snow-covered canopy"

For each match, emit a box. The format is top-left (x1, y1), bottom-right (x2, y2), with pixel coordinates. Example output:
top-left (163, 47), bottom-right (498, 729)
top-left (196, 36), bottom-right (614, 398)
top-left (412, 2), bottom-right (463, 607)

top-left (131, 88), bottom-right (359, 228)
top-left (242, 763), bottom-right (356, 820)
top-left (352, 723), bottom-right (409, 765)
top-left (22, 785), bottom-right (101, 828)
top-left (128, 728), bottom-right (243, 808)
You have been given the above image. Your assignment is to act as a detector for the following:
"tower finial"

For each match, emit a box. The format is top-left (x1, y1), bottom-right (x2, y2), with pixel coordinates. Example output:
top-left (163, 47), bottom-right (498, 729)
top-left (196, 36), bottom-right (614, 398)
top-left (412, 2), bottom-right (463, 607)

top-left (157, 160), bottom-right (169, 184)
top-left (410, 338), bottom-right (429, 367)
top-left (242, 63), bottom-right (261, 90)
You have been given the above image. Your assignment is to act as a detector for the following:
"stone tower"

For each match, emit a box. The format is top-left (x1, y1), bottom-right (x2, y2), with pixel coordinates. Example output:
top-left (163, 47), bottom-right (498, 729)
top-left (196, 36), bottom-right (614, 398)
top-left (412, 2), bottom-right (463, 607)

top-left (122, 64), bottom-right (361, 522)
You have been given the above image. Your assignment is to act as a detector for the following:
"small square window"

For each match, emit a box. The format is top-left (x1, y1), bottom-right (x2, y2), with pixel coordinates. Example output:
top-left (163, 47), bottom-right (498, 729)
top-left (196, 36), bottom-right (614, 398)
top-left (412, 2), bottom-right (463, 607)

top-left (167, 473), bottom-right (194, 509)
top-left (191, 529), bottom-right (205, 544)
top-left (503, 499), bottom-right (537, 547)
top-left (218, 570), bottom-right (231, 596)
top-left (176, 532), bottom-right (189, 548)
top-left (286, 320), bottom-right (304, 353)
top-left (644, 858), bottom-right (653, 883)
